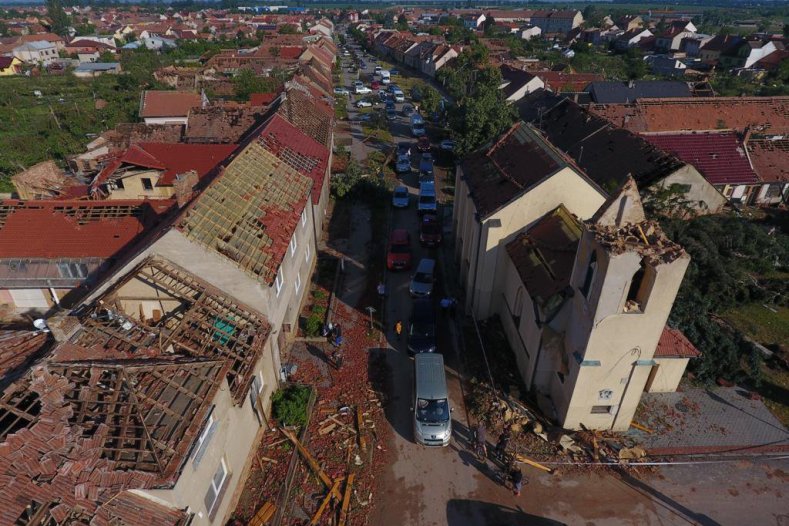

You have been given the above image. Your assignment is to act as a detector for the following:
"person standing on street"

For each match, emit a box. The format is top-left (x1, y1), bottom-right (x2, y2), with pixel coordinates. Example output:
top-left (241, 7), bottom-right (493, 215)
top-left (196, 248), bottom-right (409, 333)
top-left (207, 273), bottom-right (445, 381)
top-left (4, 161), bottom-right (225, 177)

top-left (495, 427), bottom-right (511, 460)
top-left (394, 320), bottom-right (403, 340)
top-left (511, 467), bottom-right (524, 496)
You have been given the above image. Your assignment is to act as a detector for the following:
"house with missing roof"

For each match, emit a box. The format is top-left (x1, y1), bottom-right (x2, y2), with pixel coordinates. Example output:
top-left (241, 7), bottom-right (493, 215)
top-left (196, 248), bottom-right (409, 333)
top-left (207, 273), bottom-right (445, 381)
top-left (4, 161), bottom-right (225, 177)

top-left (452, 123), bottom-right (695, 430)
top-left (139, 90), bottom-right (206, 125)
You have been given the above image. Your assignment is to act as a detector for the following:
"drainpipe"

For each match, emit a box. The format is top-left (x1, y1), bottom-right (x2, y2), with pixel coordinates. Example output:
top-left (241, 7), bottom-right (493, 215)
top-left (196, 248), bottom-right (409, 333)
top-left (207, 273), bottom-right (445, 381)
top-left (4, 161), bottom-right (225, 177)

top-left (611, 347), bottom-right (642, 430)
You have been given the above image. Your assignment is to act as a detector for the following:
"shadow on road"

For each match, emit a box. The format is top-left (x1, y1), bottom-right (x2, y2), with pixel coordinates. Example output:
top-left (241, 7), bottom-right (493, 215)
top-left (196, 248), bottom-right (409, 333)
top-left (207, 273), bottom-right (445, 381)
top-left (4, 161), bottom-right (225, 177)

top-left (446, 499), bottom-right (566, 526)
top-left (368, 347), bottom-right (414, 443)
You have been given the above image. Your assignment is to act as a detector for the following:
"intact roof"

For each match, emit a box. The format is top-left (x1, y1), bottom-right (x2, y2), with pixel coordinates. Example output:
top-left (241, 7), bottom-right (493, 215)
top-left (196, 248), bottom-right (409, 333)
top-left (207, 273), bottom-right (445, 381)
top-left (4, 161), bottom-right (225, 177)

top-left (747, 139), bottom-right (789, 183)
top-left (642, 132), bottom-right (758, 185)
top-left (585, 80), bottom-right (692, 104)
top-left (534, 99), bottom-right (685, 193)
top-left (178, 140), bottom-right (312, 285)
top-left (506, 205), bottom-right (582, 306)
top-left (0, 199), bottom-right (172, 259)
top-left (94, 142), bottom-right (236, 188)
top-left (588, 97), bottom-right (789, 135)
top-left (255, 113), bottom-right (329, 205)
top-left (0, 56), bottom-right (16, 69)
top-left (462, 122), bottom-right (569, 218)
top-left (654, 326), bottom-right (701, 358)
top-left (139, 90), bottom-right (202, 118)
top-left (67, 39), bottom-right (115, 49)
top-left (533, 70), bottom-right (603, 92)
top-left (500, 65), bottom-right (537, 99)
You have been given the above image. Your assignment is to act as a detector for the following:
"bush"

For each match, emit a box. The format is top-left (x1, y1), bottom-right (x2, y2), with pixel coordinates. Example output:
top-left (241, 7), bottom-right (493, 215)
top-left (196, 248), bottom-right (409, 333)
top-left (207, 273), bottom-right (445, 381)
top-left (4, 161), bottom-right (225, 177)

top-left (312, 304), bottom-right (326, 316)
top-left (305, 314), bottom-right (323, 337)
top-left (312, 289), bottom-right (327, 300)
top-left (271, 384), bottom-right (311, 427)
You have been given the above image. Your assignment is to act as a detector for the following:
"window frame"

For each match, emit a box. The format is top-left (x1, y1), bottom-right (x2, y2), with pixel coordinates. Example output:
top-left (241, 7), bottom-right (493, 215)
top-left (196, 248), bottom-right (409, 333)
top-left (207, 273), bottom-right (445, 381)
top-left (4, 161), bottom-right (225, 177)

top-left (301, 208), bottom-right (307, 227)
top-left (290, 235), bottom-right (297, 257)
top-left (305, 241), bottom-right (311, 262)
top-left (590, 405), bottom-right (612, 415)
top-left (141, 177), bottom-right (154, 191)
top-left (294, 272), bottom-right (302, 294)
top-left (275, 269), bottom-right (284, 297)
top-left (204, 458), bottom-right (229, 515)
top-left (191, 410), bottom-right (217, 468)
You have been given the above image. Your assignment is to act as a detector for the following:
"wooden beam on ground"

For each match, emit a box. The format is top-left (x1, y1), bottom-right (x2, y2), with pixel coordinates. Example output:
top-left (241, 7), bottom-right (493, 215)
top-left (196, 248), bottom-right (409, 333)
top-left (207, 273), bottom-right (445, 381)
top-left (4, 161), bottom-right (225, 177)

top-left (310, 477), bottom-right (344, 526)
top-left (515, 454), bottom-right (554, 474)
top-left (281, 428), bottom-right (343, 499)
top-left (630, 421), bottom-right (653, 434)
top-left (338, 473), bottom-right (355, 526)
top-left (249, 501), bottom-right (276, 526)
top-left (356, 406), bottom-right (366, 451)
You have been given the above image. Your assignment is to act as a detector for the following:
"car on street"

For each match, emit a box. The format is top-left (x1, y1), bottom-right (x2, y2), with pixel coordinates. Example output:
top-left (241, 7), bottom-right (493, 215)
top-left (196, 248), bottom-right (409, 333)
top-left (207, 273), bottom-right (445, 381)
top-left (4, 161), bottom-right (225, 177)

top-left (417, 182), bottom-right (437, 215)
top-left (359, 114), bottom-right (373, 122)
top-left (334, 87), bottom-right (350, 96)
top-left (409, 258), bottom-right (436, 297)
top-left (408, 298), bottom-right (436, 354)
top-left (355, 86), bottom-right (372, 94)
top-left (387, 229), bottom-right (412, 270)
top-left (392, 185), bottom-right (410, 207)
top-left (386, 107), bottom-right (397, 120)
top-left (419, 153), bottom-right (434, 176)
top-left (402, 104), bottom-right (414, 116)
top-left (390, 68), bottom-right (400, 76)
top-left (397, 142), bottom-right (412, 158)
top-left (440, 139), bottom-right (456, 152)
top-left (417, 135), bottom-right (431, 153)
top-left (419, 214), bottom-right (442, 247)
top-left (396, 155), bottom-right (411, 174)
top-left (356, 99), bottom-right (372, 108)
top-left (371, 80), bottom-right (380, 90)
top-left (378, 91), bottom-right (389, 102)
top-left (360, 60), bottom-right (366, 68)
top-left (374, 65), bottom-right (382, 74)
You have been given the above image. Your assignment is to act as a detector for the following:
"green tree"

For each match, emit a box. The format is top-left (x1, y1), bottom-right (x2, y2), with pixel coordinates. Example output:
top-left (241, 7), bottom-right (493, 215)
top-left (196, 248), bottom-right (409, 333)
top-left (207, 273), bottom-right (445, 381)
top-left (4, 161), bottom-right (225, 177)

top-left (278, 24), bottom-right (298, 34)
top-left (233, 68), bottom-right (278, 100)
top-left (420, 84), bottom-right (441, 114)
top-left (396, 14), bottom-right (408, 31)
top-left (0, 21), bottom-right (9, 37)
top-left (46, 0), bottom-right (71, 37)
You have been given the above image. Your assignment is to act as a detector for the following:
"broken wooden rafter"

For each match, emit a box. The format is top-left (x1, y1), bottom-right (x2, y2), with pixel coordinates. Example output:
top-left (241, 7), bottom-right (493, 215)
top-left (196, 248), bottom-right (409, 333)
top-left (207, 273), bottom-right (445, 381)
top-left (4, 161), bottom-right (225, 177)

top-left (356, 406), bottom-right (366, 451)
top-left (310, 477), bottom-right (344, 526)
top-left (281, 428), bottom-right (343, 500)
top-left (338, 473), bottom-right (355, 526)
top-left (515, 454), bottom-right (554, 474)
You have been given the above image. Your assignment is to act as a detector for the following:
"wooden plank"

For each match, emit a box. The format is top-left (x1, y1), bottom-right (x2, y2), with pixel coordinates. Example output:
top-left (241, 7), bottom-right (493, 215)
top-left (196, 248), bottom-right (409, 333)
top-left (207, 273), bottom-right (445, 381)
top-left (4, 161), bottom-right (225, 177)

top-left (514, 454), bottom-right (554, 474)
top-left (338, 473), bottom-right (355, 526)
top-left (281, 428), bottom-right (342, 500)
top-left (249, 501), bottom-right (276, 526)
top-left (356, 406), bottom-right (366, 451)
top-left (630, 421), bottom-right (653, 434)
top-left (309, 477), bottom-right (344, 526)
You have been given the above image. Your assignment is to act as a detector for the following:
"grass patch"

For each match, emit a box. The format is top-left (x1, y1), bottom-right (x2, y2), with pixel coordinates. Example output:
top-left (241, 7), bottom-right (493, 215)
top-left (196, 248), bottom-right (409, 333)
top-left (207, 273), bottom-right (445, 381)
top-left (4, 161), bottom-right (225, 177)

top-left (722, 304), bottom-right (789, 346)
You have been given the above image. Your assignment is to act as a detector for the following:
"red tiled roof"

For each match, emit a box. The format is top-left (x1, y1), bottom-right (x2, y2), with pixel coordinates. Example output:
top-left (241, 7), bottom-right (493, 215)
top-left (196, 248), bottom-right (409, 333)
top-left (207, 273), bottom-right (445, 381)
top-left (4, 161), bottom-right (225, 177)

top-left (67, 39), bottom-right (115, 50)
top-left (139, 90), bottom-right (202, 118)
top-left (0, 199), bottom-right (172, 258)
top-left (249, 91), bottom-right (279, 106)
top-left (654, 326), bottom-right (701, 358)
top-left (642, 132), bottom-right (759, 185)
top-left (533, 71), bottom-right (603, 92)
top-left (256, 114), bottom-right (329, 204)
top-left (93, 143), bottom-right (236, 188)
top-left (747, 138), bottom-right (789, 183)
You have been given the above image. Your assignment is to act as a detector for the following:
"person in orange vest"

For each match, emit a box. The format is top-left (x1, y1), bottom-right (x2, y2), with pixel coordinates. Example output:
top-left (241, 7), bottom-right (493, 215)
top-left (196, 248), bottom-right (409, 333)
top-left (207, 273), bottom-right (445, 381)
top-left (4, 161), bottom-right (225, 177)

top-left (394, 320), bottom-right (403, 340)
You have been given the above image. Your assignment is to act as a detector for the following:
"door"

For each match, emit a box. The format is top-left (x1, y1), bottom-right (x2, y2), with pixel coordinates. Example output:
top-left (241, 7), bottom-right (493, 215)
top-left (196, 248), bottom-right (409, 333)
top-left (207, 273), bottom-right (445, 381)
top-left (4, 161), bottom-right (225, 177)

top-left (644, 364), bottom-right (660, 392)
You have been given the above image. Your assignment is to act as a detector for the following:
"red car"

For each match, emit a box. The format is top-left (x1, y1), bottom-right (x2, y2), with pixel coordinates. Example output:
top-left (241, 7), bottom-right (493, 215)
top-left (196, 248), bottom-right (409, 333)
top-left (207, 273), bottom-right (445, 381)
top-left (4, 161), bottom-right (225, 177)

top-left (386, 229), bottom-right (412, 270)
top-left (419, 214), bottom-right (442, 247)
top-left (371, 80), bottom-right (381, 90)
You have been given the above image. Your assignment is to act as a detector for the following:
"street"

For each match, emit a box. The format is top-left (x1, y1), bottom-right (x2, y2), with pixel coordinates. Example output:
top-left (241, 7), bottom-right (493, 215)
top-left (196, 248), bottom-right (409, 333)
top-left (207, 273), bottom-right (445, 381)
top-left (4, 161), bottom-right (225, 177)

top-left (337, 37), bottom-right (789, 526)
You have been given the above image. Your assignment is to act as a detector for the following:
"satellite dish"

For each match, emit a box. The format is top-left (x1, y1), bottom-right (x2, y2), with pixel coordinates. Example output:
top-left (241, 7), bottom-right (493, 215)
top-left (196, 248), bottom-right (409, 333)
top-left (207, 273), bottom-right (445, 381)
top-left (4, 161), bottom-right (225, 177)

top-left (33, 319), bottom-right (50, 333)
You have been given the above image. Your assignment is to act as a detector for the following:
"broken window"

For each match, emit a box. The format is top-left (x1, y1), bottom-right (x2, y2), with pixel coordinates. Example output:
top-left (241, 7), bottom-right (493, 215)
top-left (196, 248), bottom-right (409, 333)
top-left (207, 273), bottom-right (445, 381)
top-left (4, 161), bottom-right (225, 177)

top-left (115, 178), bottom-right (125, 190)
top-left (624, 261), bottom-right (652, 313)
top-left (141, 178), bottom-right (154, 191)
top-left (580, 251), bottom-right (597, 298)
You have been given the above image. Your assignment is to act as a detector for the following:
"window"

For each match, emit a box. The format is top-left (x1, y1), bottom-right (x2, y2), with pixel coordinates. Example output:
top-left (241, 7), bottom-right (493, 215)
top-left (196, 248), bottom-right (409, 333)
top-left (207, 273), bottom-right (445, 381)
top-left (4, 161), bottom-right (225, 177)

top-left (203, 458), bottom-right (229, 514)
top-left (141, 178), bottom-right (154, 190)
top-left (249, 373), bottom-right (264, 425)
top-left (57, 262), bottom-right (88, 279)
top-left (290, 236), bottom-right (297, 257)
top-left (275, 269), bottom-right (284, 297)
top-left (294, 272), bottom-right (302, 294)
top-left (580, 251), bottom-right (597, 298)
top-left (301, 208), bottom-right (307, 227)
top-left (191, 411), bottom-right (217, 468)
top-left (115, 178), bottom-right (125, 190)
top-left (624, 261), bottom-right (652, 313)
top-left (591, 405), bottom-right (612, 414)
top-left (305, 241), bottom-right (311, 263)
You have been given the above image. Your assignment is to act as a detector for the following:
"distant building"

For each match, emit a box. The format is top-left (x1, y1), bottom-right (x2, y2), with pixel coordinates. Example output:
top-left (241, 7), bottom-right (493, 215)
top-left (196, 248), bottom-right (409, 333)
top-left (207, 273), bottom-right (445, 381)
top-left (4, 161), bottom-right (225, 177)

top-left (12, 41), bottom-right (58, 66)
top-left (73, 62), bottom-right (122, 77)
top-left (529, 10), bottom-right (583, 35)
top-left (584, 80), bottom-right (692, 103)
top-left (139, 90), bottom-right (205, 125)
top-left (0, 56), bottom-right (22, 76)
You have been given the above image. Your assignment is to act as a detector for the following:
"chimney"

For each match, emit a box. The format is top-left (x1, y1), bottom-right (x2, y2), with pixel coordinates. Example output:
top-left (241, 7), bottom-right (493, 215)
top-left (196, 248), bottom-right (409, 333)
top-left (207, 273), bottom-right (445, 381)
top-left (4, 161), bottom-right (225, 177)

top-left (174, 170), bottom-right (198, 208)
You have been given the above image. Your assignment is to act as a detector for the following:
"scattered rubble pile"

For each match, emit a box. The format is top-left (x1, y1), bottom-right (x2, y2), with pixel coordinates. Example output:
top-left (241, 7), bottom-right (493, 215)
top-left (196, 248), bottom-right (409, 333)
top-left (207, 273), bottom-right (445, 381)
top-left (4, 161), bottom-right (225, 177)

top-left (231, 302), bottom-right (391, 526)
top-left (466, 380), bottom-right (653, 470)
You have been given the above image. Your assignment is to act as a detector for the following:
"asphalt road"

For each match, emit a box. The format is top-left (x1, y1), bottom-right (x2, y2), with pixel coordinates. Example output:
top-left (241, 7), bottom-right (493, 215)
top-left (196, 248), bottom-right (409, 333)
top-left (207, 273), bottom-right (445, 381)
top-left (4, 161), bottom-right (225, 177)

top-left (338, 36), bottom-right (789, 526)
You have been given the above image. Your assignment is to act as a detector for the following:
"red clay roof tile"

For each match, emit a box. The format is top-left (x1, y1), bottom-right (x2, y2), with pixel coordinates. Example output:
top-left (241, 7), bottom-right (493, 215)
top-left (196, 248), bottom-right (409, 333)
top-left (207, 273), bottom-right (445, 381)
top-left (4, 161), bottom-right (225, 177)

top-left (139, 90), bottom-right (202, 118)
top-left (654, 326), bottom-right (701, 358)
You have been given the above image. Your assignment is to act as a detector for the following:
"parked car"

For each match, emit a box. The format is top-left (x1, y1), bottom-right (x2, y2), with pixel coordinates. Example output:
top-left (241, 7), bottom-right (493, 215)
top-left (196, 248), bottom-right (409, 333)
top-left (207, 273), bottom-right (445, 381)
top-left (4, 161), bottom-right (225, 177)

top-left (390, 68), bottom-right (400, 76)
top-left (419, 153), bottom-right (434, 176)
top-left (356, 99), bottom-right (372, 108)
top-left (411, 86), bottom-right (423, 102)
top-left (417, 182), bottom-right (437, 215)
top-left (419, 214), bottom-right (442, 247)
top-left (396, 155), bottom-right (411, 174)
top-left (393, 89), bottom-right (405, 103)
top-left (334, 87), bottom-right (350, 96)
top-left (374, 65), bottom-right (382, 74)
top-left (402, 104), bottom-right (414, 117)
top-left (397, 142), bottom-right (412, 158)
top-left (386, 107), bottom-right (396, 120)
top-left (387, 229), bottom-right (412, 270)
top-left (417, 135), bottom-right (431, 153)
top-left (371, 80), bottom-right (381, 90)
top-left (439, 139), bottom-right (456, 152)
top-left (388, 84), bottom-right (400, 93)
top-left (378, 91), bottom-right (389, 102)
top-left (409, 258), bottom-right (436, 297)
top-left (355, 86), bottom-right (372, 94)
top-left (392, 185), bottom-right (410, 208)
top-left (408, 298), bottom-right (436, 354)
top-left (360, 60), bottom-right (367, 68)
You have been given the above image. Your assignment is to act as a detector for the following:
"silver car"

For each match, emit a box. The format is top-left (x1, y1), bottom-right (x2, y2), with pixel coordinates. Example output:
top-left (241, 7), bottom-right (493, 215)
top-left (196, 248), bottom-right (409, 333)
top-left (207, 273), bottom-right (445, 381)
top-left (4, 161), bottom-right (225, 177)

top-left (409, 258), bottom-right (435, 297)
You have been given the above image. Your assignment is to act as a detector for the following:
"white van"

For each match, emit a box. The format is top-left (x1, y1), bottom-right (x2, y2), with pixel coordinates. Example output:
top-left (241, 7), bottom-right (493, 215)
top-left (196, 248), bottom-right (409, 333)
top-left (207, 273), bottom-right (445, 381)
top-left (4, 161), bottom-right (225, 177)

top-left (380, 70), bottom-right (391, 84)
top-left (413, 353), bottom-right (451, 447)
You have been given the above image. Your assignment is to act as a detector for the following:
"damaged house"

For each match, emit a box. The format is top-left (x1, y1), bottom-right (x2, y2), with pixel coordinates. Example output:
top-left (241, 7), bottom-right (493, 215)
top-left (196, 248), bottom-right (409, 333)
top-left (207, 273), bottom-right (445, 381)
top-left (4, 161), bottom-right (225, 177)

top-left (453, 122), bottom-right (695, 431)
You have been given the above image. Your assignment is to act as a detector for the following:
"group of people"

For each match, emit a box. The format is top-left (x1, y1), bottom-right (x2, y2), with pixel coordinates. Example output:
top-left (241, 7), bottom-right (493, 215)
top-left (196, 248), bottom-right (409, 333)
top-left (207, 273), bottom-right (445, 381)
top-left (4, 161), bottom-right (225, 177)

top-left (474, 422), bottom-right (524, 496)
